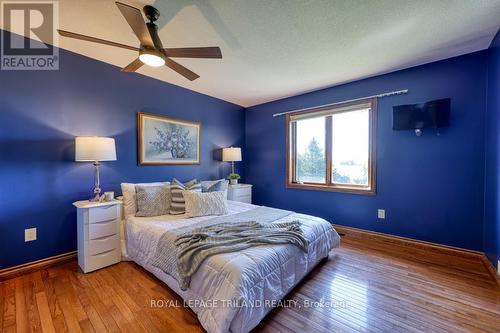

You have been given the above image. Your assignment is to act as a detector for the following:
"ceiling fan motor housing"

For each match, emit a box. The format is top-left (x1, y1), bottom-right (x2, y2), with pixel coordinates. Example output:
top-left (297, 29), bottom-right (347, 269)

top-left (139, 45), bottom-right (164, 58)
top-left (143, 5), bottom-right (160, 23)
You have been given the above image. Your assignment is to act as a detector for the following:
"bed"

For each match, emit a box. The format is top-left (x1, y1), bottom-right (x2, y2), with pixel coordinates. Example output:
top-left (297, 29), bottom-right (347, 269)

top-left (123, 200), bottom-right (340, 333)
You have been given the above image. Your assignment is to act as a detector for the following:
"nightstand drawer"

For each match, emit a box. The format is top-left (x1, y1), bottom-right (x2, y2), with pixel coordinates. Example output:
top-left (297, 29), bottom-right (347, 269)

top-left (233, 195), bottom-right (251, 203)
top-left (89, 205), bottom-right (118, 223)
top-left (88, 234), bottom-right (119, 255)
top-left (228, 184), bottom-right (252, 203)
top-left (231, 187), bottom-right (250, 197)
top-left (86, 249), bottom-right (121, 272)
top-left (88, 220), bottom-right (118, 240)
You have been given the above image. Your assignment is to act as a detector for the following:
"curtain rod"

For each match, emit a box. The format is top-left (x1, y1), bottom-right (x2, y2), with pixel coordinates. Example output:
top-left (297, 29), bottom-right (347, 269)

top-left (272, 89), bottom-right (409, 117)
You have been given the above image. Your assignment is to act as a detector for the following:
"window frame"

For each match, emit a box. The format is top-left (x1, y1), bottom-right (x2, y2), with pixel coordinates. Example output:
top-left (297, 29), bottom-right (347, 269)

top-left (286, 97), bottom-right (377, 195)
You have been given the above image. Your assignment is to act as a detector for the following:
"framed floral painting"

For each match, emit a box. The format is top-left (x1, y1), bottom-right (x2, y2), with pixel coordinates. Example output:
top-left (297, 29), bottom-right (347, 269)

top-left (138, 112), bottom-right (200, 165)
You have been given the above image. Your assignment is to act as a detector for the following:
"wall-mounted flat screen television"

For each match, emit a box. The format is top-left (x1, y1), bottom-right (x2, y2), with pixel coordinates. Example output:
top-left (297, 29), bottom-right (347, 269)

top-left (392, 98), bottom-right (450, 130)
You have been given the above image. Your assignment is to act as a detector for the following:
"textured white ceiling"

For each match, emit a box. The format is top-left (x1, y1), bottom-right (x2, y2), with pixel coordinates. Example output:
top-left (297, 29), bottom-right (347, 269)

top-left (3, 0), bottom-right (500, 107)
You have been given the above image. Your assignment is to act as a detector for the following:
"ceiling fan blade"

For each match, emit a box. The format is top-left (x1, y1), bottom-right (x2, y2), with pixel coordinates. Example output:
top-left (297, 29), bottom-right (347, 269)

top-left (165, 58), bottom-right (200, 81)
top-left (121, 58), bottom-right (144, 72)
top-left (58, 30), bottom-right (139, 51)
top-left (162, 47), bottom-right (222, 59)
top-left (115, 1), bottom-right (154, 47)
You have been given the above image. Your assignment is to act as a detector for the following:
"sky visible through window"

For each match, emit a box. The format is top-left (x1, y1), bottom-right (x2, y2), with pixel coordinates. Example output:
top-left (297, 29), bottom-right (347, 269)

top-left (296, 117), bottom-right (325, 156)
top-left (295, 108), bottom-right (369, 185)
top-left (332, 109), bottom-right (369, 185)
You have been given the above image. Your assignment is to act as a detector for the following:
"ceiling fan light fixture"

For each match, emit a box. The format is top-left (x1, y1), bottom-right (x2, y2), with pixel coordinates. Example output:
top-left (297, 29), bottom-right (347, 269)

top-left (139, 48), bottom-right (165, 67)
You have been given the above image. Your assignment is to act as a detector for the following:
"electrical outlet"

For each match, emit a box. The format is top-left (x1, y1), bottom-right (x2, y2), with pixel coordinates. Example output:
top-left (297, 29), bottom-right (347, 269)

top-left (377, 209), bottom-right (385, 219)
top-left (25, 228), bottom-right (37, 242)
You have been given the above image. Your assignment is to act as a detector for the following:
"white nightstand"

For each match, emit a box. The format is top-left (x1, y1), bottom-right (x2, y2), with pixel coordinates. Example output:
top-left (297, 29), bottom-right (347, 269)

top-left (227, 183), bottom-right (252, 203)
top-left (73, 200), bottom-right (122, 273)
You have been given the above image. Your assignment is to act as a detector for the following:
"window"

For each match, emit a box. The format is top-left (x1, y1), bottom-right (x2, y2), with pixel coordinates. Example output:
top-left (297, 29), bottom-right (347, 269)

top-left (287, 98), bottom-right (376, 194)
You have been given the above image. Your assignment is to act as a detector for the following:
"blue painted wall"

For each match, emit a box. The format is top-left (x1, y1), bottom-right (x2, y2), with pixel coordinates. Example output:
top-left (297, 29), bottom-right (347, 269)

top-left (1, 29), bottom-right (497, 270)
top-left (0, 32), bottom-right (245, 269)
top-left (246, 51), bottom-right (488, 251)
top-left (484, 29), bottom-right (500, 269)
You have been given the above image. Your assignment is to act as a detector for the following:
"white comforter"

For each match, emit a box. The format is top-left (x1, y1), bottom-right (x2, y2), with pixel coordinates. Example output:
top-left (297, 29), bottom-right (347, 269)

top-left (125, 201), bottom-right (339, 333)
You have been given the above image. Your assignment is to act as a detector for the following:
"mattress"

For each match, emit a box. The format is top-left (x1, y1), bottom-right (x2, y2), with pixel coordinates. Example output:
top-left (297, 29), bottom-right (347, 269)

top-left (124, 201), bottom-right (340, 333)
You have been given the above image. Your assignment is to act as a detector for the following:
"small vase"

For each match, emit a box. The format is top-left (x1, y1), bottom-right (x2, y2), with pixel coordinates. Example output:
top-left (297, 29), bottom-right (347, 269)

top-left (230, 179), bottom-right (238, 185)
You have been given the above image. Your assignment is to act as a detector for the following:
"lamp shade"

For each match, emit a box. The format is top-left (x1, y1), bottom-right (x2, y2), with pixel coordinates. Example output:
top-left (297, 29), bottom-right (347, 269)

top-left (75, 137), bottom-right (116, 162)
top-left (222, 147), bottom-right (242, 162)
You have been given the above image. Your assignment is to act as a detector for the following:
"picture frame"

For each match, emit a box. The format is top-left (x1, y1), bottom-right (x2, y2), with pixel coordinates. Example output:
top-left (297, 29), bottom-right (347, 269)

top-left (138, 112), bottom-right (201, 165)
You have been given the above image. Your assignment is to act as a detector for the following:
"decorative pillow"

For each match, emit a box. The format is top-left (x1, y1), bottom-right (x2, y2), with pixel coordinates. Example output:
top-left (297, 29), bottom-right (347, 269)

top-left (120, 181), bottom-right (170, 217)
top-left (207, 181), bottom-right (225, 192)
top-left (135, 185), bottom-right (171, 217)
top-left (184, 191), bottom-right (228, 218)
top-left (170, 178), bottom-right (202, 215)
top-left (201, 179), bottom-right (229, 197)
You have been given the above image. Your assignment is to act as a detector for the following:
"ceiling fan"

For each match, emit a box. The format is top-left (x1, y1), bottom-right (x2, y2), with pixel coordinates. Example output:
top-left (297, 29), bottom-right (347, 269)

top-left (58, 2), bottom-right (222, 81)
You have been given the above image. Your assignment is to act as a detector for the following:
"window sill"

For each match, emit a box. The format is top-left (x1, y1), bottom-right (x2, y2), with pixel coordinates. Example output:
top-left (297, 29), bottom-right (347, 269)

top-left (286, 182), bottom-right (376, 195)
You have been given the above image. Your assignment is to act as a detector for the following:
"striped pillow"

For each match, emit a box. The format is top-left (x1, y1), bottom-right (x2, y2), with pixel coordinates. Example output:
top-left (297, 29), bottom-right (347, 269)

top-left (170, 178), bottom-right (202, 214)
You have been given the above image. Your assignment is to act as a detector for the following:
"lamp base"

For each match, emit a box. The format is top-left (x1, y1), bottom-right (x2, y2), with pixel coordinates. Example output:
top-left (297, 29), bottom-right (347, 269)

top-left (89, 193), bottom-right (101, 202)
top-left (89, 161), bottom-right (102, 202)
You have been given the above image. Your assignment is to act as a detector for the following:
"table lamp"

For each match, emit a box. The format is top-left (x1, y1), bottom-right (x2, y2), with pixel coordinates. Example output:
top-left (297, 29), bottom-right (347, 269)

top-left (222, 147), bottom-right (242, 174)
top-left (75, 137), bottom-right (116, 201)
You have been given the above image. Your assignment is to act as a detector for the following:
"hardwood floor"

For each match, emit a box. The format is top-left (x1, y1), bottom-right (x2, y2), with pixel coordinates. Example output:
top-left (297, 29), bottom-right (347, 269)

top-left (2, 235), bottom-right (499, 333)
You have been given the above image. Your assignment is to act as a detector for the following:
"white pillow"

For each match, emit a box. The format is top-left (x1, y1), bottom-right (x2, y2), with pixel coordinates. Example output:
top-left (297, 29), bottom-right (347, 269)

top-left (183, 191), bottom-right (228, 218)
top-left (121, 182), bottom-right (170, 217)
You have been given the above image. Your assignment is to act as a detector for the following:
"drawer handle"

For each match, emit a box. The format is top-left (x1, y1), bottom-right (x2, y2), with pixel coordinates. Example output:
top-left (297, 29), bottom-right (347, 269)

top-left (92, 219), bottom-right (117, 224)
top-left (92, 234), bottom-right (116, 241)
top-left (91, 249), bottom-right (115, 257)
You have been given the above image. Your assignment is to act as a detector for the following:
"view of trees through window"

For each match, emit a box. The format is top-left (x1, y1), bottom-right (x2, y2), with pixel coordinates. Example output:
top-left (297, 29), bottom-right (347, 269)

top-left (295, 116), bottom-right (325, 183)
top-left (297, 137), bottom-right (325, 182)
top-left (293, 107), bottom-right (370, 187)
